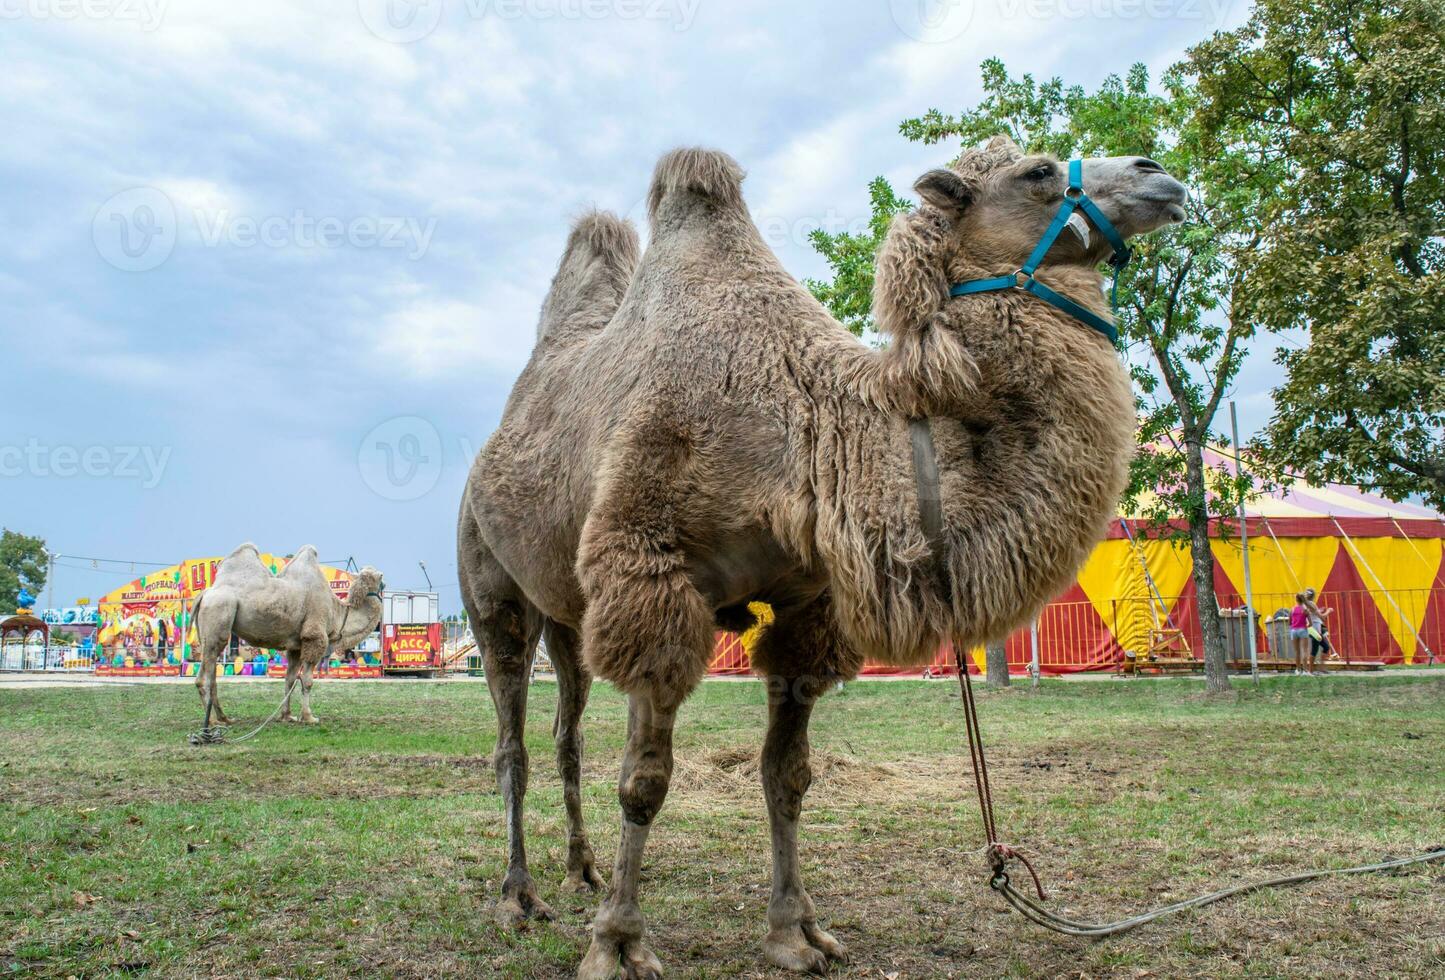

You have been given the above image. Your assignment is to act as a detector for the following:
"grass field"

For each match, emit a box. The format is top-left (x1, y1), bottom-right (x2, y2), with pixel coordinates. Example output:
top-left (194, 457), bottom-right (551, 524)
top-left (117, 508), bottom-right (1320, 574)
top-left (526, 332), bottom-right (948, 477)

top-left (2, 673), bottom-right (1443, 978)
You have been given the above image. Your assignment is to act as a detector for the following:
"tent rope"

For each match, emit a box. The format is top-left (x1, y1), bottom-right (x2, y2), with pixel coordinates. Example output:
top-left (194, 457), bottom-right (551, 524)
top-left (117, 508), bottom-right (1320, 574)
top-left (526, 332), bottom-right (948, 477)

top-left (1261, 517), bottom-right (1304, 593)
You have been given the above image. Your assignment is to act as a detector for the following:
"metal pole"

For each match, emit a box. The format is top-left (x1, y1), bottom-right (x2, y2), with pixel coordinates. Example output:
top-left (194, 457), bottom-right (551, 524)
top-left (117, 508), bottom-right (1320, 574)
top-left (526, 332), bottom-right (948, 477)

top-left (1229, 404), bottom-right (1259, 683)
top-left (1029, 619), bottom-right (1041, 688)
top-left (44, 549), bottom-right (57, 670)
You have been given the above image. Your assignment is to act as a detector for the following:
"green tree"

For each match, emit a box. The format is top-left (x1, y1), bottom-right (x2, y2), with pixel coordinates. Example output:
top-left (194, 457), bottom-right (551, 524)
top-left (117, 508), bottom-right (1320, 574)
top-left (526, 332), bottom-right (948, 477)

top-left (0, 529), bottom-right (49, 612)
top-left (806, 177), bottom-right (914, 337)
top-left (810, 60), bottom-right (1266, 693)
top-left (1188, 0), bottom-right (1445, 507)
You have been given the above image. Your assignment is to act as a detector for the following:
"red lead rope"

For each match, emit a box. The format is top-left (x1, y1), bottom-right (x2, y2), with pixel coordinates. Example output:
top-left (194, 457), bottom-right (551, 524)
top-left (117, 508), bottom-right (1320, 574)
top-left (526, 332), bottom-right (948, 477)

top-left (952, 642), bottom-right (1047, 901)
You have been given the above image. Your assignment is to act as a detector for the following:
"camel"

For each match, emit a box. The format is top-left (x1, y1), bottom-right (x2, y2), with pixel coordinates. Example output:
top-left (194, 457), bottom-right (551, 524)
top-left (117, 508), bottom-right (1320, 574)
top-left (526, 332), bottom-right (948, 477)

top-left (192, 543), bottom-right (384, 727)
top-left (457, 136), bottom-right (1186, 976)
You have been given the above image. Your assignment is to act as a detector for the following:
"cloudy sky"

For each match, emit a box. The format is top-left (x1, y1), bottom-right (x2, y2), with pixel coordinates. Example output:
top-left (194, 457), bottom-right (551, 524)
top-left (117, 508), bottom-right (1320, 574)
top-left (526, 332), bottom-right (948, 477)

top-left (4, 0), bottom-right (1265, 614)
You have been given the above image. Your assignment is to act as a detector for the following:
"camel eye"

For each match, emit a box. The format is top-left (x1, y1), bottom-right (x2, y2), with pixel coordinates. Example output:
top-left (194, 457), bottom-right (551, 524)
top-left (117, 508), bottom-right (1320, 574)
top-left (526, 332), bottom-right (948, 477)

top-left (1024, 165), bottom-right (1054, 181)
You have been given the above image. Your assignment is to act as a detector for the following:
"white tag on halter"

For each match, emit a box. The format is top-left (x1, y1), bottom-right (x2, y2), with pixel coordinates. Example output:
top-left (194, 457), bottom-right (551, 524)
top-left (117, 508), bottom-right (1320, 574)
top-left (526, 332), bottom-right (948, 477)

top-left (1065, 211), bottom-right (1091, 249)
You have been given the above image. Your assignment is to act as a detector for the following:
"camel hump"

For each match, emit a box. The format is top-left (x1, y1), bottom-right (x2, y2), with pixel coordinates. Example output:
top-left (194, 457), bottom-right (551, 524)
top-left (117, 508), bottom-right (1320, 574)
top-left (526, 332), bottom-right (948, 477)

top-left (536, 210), bottom-right (639, 344)
top-left (570, 210), bottom-right (640, 270)
top-left (647, 147), bottom-right (746, 226)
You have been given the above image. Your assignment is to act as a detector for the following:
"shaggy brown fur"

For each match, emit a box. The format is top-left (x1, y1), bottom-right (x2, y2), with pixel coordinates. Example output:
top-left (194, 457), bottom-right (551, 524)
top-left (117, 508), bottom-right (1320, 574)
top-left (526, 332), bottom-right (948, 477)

top-left (457, 136), bottom-right (1186, 976)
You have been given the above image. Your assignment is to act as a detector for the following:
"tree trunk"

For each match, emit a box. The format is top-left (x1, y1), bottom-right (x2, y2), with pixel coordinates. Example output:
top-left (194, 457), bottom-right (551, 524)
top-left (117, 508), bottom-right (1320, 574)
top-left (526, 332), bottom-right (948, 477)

top-left (1183, 439), bottom-right (1232, 694)
top-left (985, 641), bottom-right (1010, 689)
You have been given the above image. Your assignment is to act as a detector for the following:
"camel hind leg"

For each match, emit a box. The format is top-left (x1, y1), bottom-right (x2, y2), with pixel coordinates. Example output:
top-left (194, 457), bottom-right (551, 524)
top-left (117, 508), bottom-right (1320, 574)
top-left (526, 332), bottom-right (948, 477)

top-left (458, 518), bottom-right (551, 929)
top-left (545, 620), bottom-right (603, 892)
top-left (749, 594), bottom-right (855, 973)
top-left (194, 599), bottom-right (235, 729)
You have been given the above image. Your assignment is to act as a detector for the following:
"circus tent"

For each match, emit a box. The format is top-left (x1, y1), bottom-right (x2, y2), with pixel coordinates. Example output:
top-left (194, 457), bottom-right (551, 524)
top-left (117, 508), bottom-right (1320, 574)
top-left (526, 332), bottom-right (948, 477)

top-left (708, 449), bottom-right (1444, 675)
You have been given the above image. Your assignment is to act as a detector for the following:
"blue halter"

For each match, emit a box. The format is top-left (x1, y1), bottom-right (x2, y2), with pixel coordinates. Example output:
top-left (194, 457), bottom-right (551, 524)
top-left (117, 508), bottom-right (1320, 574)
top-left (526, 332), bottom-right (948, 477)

top-left (949, 159), bottom-right (1130, 345)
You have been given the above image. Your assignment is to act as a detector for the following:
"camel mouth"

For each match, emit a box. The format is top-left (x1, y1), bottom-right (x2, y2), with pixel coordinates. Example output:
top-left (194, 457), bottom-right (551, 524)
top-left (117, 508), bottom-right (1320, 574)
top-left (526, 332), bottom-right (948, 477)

top-left (1164, 202), bottom-right (1186, 223)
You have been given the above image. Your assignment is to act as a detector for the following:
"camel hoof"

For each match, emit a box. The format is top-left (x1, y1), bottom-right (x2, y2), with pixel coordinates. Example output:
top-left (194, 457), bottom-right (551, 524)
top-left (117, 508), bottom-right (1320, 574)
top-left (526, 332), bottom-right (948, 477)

top-left (495, 882), bottom-right (556, 930)
top-left (576, 936), bottom-right (662, 980)
top-left (564, 860), bottom-right (606, 894)
top-left (301, 716), bottom-right (320, 726)
top-left (764, 924), bottom-right (847, 974)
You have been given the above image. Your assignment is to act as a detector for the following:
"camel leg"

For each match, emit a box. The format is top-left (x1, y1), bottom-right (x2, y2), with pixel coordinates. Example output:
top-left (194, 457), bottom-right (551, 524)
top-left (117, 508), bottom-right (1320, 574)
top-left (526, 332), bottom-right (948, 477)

top-left (546, 620), bottom-right (604, 893)
top-left (577, 692), bottom-right (674, 980)
top-left (197, 641), bottom-right (234, 727)
top-left (298, 658), bottom-right (319, 725)
top-left (280, 654), bottom-right (301, 722)
top-left (478, 601), bottom-right (549, 928)
top-left (760, 683), bottom-right (847, 973)
top-left (748, 595), bottom-right (855, 973)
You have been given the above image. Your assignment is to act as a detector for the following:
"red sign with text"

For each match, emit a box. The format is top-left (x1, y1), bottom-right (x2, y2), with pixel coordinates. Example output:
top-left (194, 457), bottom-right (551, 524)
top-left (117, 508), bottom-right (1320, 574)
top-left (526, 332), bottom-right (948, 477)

top-left (382, 622), bottom-right (442, 670)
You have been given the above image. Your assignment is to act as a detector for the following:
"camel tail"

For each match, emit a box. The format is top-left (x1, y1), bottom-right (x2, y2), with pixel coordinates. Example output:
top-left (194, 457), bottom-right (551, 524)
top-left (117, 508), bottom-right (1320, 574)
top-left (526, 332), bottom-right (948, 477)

top-left (536, 210), bottom-right (640, 344)
top-left (646, 147), bottom-right (746, 227)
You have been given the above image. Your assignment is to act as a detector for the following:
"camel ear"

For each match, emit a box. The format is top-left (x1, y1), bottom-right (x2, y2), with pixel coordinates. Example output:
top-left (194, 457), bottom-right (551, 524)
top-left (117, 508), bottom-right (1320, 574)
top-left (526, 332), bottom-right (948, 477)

top-left (913, 169), bottom-right (972, 216)
top-left (986, 135), bottom-right (1021, 153)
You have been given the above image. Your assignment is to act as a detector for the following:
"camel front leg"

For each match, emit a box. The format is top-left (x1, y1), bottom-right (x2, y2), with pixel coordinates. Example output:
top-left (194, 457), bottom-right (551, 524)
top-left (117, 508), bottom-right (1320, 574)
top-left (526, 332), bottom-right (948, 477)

top-left (760, 679), bottom-right (847, 973)
top-left (207, 650), bottom-right (234, 726)
top-left (279, 655), bottom-right (300, 722)
top-left (546, 621), bottom-right (604, 893)
top-left (577, 693), bottom-right (675, 980)
top-left (299, 660), bottom-right (319, 724)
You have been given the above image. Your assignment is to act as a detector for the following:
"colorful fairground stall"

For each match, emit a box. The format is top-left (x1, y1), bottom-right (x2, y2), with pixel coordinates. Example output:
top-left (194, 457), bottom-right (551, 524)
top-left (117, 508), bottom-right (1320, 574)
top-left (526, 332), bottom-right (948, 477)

top-left (91, 553), bottom-right (382, 678)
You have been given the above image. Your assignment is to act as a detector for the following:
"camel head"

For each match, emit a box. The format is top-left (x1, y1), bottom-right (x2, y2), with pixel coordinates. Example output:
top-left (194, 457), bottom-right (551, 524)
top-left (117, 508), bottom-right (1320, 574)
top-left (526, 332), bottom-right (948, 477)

top-left (912, 135), bottom-right (1187, 276)
top-left (346, 567), bottom-right (386, 615)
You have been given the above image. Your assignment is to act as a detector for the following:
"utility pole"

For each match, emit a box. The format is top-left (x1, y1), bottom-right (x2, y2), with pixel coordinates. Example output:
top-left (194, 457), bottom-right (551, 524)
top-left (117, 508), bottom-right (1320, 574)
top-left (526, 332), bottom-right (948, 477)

top-left (1230, 403), bottom-right (1259, 684)
top-left (44, 549), bottom-right (56, 669)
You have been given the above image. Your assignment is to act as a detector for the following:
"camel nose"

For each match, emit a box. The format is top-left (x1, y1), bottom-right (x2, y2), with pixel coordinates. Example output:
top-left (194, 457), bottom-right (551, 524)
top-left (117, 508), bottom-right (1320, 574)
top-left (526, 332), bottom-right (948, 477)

top-left (1133, 158), bottom-right (1166, 174)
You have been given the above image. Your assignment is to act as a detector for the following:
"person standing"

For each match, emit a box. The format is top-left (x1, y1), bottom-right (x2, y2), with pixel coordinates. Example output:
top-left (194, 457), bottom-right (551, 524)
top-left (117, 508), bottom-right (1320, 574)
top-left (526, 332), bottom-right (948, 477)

top-left (1303, 588), bottom-right (1334, 675)
top-left (1289, 594), bottom-right (1312, 675)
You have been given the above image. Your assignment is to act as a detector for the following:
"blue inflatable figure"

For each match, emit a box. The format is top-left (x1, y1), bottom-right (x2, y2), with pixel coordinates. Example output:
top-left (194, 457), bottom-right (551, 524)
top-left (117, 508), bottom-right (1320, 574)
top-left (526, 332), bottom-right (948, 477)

top-left (16, 588), bottom-right (36, 612)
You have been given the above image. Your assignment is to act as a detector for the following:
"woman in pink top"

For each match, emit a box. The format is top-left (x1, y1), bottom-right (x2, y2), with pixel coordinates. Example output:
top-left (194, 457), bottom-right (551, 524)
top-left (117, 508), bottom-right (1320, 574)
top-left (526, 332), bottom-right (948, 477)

top-left (1289, 594), bottom-right (1311, 675)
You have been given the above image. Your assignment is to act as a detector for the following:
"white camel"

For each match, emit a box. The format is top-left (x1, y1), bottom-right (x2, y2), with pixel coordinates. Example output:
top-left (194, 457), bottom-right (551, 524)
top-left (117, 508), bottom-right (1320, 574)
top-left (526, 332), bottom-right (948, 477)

top-left (192, 543), bottom-right (384, 726)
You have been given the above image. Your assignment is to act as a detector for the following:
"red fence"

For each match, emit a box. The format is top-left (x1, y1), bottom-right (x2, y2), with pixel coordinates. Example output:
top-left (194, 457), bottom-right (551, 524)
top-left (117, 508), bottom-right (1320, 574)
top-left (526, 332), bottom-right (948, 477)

top-left (704, 587), bottom-right (1444, 676)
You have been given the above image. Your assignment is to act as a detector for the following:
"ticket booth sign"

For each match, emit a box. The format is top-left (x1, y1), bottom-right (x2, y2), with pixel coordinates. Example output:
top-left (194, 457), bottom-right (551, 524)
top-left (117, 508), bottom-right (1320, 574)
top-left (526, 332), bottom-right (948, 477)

top-left (383, 622), bottom-right (442, 671)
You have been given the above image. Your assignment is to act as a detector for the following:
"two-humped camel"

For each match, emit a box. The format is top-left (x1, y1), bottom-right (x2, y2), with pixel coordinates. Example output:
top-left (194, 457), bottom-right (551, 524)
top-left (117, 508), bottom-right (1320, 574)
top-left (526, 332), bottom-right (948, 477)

top-left (458, 136), bottom-right (1186, 976)
top-left (193, 543), bottom-right (384, 726)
